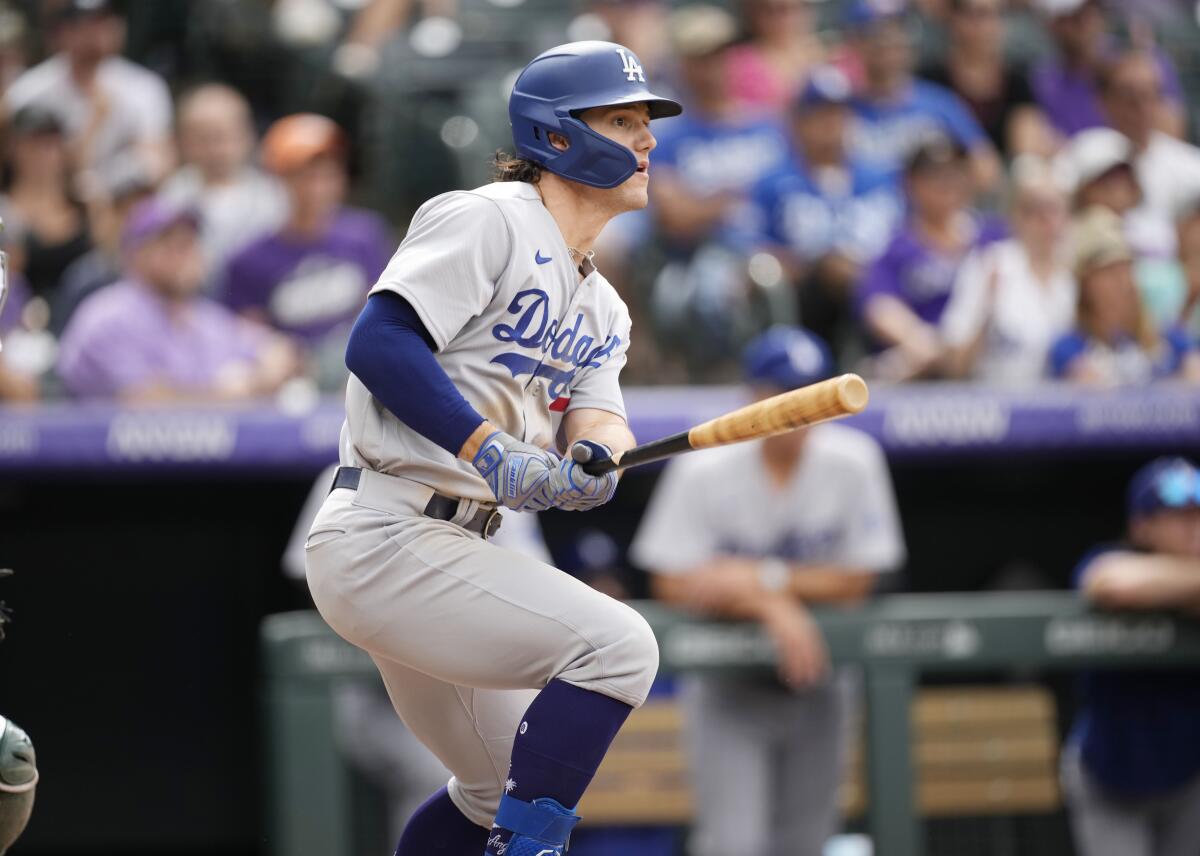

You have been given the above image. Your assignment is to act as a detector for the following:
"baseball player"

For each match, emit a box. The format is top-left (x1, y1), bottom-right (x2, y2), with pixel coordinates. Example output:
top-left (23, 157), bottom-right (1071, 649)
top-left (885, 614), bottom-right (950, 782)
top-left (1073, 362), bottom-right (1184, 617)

top-left (1061, 457), bottom-right (1200, 856)
top-left (304, 42), bottom-right (681, 856)
top-left (630, 326), bottom-right (906, 856)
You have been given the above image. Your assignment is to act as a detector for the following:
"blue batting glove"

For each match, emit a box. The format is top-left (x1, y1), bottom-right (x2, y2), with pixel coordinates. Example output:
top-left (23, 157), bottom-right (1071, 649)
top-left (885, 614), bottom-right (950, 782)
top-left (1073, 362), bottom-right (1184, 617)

top-left (546, 440), bottom-right (619, 511)
top-left (471, 431), bottom-right (560, 512)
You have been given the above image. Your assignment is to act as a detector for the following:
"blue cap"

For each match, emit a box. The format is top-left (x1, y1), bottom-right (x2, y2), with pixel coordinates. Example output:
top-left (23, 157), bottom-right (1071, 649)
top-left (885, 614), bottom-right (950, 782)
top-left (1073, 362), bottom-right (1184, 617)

top-left (845, 0), bottom-right (907, 29)
top-left (795, 66), bottom-right (853, 112)
top-left (743, 326), bottom-right (834, 391)
top-left (1127, 457), bottom-right (1200, 518)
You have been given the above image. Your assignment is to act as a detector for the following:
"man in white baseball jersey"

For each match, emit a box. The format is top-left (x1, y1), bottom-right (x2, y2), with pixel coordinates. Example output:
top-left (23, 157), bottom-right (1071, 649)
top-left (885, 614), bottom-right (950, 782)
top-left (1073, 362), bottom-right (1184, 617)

top-left (631, 326), bottom-right (906, 856)
top-left (303, 42), bottom-right (682, 856)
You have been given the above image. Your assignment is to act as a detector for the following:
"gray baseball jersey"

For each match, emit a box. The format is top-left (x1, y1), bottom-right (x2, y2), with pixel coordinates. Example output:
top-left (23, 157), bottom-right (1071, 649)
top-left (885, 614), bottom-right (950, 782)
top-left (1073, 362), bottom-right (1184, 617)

top-left (630, 423), bottom-right (905, 575)
top-left (306, 180), bottom-right (658, 831)
top-left (340, 180), bottom-right (633, 502)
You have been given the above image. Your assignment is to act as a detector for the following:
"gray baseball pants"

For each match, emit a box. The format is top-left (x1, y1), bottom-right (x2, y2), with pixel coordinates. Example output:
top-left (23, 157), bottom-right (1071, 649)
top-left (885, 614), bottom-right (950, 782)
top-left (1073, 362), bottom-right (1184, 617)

top-left (1061, 743), bottom-right (1200, 856)
top-left (680, 673), bottom-right (857, 856)
top-left (303, 469), bottom-right (659, 828)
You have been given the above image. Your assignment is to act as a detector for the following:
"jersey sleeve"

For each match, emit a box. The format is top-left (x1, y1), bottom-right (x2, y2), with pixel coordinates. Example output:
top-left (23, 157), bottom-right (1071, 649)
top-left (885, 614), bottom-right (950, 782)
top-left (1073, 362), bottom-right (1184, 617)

top-left (629, 457), bottom-right (721, 574)
top-left (370, 192), bottom-right (512, 350)
top-left (836, 436), bottom-right (906, 573)
top-left (565, 299), bottom-right (632, 420)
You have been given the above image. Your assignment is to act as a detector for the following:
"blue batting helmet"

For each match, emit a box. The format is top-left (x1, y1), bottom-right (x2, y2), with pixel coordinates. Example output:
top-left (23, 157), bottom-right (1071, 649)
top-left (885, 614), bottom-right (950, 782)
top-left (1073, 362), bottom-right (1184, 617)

top-left (508, 41), bottom-right (683, 189)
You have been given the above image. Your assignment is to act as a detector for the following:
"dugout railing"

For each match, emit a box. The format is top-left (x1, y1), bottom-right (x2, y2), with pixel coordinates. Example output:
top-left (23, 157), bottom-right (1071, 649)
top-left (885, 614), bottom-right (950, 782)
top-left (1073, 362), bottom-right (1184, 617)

top-left (260, 594), bottom-right (1200, 856)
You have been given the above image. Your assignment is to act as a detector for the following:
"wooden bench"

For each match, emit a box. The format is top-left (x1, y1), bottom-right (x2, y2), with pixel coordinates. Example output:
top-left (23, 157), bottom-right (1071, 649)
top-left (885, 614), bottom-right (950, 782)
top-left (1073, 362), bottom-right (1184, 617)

top-left (579, 685), bottom-right (1060, 825)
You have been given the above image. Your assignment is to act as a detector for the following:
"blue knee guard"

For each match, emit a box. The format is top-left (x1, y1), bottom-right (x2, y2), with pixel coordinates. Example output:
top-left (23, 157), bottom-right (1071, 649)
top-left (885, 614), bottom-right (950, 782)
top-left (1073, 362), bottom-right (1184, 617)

top-left (492, 794), bottom-right (581, 856)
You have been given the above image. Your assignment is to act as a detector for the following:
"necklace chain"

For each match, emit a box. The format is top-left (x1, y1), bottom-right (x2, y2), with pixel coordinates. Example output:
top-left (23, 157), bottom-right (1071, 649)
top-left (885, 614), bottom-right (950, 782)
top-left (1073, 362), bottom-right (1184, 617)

top-left (566, 245), bottom-right (595, 261)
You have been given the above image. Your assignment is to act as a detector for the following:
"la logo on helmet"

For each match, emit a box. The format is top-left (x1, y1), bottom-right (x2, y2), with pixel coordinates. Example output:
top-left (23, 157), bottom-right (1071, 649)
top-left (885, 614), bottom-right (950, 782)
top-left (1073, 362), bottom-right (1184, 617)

top-left (615, 47), bottom-right (644, 83)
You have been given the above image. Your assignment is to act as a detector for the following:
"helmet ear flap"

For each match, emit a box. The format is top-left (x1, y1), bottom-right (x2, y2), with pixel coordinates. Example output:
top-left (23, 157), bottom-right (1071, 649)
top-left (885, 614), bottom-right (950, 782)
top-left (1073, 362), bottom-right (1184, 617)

top-left (538, 116), bottom-right (638, 189)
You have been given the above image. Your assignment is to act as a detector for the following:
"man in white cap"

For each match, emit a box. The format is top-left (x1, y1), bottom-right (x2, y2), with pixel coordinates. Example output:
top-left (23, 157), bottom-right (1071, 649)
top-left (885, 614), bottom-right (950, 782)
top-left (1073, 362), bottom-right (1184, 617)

top-left (1054, 127), bottom-right (1142, 219)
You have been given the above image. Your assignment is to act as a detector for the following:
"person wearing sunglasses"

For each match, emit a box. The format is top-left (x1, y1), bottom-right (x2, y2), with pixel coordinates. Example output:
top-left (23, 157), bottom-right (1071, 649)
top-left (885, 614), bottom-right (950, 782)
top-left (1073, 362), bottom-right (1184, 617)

top-left (1061, 457), bottom-right (1200, 856)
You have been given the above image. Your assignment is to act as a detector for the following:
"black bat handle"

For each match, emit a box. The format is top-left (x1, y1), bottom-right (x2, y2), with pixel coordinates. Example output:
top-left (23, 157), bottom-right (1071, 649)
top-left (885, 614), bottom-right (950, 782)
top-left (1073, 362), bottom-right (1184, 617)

top-left (578, 431), bottom-right (692, 476)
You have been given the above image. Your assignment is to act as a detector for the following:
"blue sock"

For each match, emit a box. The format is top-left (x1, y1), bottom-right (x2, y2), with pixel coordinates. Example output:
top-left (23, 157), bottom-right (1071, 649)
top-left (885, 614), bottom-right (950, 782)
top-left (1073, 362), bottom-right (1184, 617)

top-left (485, 680), bottom-right (633, 855)
top-left (395, 787), bottom-right (488, 855)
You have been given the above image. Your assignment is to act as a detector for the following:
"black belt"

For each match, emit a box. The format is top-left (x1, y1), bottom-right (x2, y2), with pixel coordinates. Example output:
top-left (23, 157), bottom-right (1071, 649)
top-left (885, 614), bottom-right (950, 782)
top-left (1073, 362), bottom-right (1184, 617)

top-left (330, 467), bottom-right (503, 539)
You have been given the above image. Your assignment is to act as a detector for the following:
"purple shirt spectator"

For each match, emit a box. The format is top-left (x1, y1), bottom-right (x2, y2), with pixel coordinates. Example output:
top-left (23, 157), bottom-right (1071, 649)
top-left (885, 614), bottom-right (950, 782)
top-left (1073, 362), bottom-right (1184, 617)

top-left (1031, 47), bottom-right (1184, 138)
top-left (57, 278), bottom-right (272, 398)
top-left (858, 215), bottom-right (1007, 330)
top-left (221, 208), bottom-right (391, 344)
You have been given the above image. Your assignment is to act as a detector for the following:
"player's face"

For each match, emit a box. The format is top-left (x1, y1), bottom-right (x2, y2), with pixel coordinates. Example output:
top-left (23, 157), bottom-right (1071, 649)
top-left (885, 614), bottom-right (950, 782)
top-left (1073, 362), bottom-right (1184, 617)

top-left (1132, 509), bottom-right (1200, 558)
top-left (577, 103), bottom-right (656, 210)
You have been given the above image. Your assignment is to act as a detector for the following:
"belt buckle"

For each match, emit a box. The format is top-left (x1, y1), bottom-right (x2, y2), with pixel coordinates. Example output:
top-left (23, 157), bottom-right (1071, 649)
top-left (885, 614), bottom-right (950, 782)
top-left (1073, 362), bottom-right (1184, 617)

top-left (483, 509), bottom-right (503, 539)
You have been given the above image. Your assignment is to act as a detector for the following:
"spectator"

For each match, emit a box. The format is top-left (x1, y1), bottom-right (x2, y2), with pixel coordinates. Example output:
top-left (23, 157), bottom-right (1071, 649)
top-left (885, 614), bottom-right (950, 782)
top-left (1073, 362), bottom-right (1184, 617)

top-left (221, 113), bottom-right (390, 391)
top-left (631, 326), bottom-right (905, 856)
top-left (1098, 51), bottom-right (1200, 262)
top-left (748, 66), bottom-right (902, 351)
top-left (726, 0), bottom-right (825, 115)
top-left (941, 158), bottom-right (1075, 384)
top-left (648, 4), bottom-right (791, 369)
top-left (1062, 457), bottom-right (1200, 856)
top-left (919, 0), bottom-right (1056, 159)
top-left (1050, 207), bottom-right (1200, 384)
top-left (858, 136), bottom-right (1006, 381)
top-left (1054, 127), bottom-right (1142, 218)
top-left (0, 107), bottom-right (91, 300)
top-left (1029, 0), bottom-right (1186, 140)
top-left (50, 172), bottom-right (154, 336)
top-left (649, 5), bottom-right (789, 250)
top-left (56, 198), bottom-right (299, 400)
top-left (0, 273), bottom-right (36, 401)
top-left (4, 0), bottom-right (174, 194)
top-left (159, 85), bottom-right (288, 281)
top-left (844, 0), bottom-right (1001, 192)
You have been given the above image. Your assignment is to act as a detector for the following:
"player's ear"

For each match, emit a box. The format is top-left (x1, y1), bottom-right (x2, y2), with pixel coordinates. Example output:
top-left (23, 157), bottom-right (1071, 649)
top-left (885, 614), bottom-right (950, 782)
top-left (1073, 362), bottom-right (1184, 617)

top-left (548, 131), bottom-right (569, 152)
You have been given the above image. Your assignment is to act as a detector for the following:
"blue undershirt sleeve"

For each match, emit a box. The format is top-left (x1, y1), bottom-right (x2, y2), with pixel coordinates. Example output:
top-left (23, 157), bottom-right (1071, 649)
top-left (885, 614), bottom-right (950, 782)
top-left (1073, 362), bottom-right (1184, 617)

top-left (345, 291), bottom-right (486, 456)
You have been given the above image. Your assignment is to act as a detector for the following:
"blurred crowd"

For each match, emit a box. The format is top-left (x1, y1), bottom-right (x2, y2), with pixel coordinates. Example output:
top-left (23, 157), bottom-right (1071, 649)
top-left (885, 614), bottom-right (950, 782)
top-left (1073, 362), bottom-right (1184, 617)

top-left (0, 0), bottom-right (1199, 404)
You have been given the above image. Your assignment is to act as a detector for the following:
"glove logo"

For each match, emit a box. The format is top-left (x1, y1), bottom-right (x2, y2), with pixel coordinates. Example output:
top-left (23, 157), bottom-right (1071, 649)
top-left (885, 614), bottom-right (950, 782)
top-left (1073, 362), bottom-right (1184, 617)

top-left (615, 47), bottom-right (645, 83)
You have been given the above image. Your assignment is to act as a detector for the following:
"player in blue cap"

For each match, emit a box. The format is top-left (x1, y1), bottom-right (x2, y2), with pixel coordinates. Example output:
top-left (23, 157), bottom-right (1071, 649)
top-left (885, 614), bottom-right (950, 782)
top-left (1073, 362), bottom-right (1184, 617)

top-left (632, 326), bottom-right (905, 856)
top-left (1062, 457), bottom-right (1200, 856)
top-left (305, 42), bottom-right (681, 856)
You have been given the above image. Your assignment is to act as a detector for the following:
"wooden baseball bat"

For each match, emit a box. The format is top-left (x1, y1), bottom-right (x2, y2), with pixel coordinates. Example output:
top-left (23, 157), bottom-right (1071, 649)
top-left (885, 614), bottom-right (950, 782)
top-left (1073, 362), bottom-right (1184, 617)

top-left (578, 373), bottom-right (869, 475)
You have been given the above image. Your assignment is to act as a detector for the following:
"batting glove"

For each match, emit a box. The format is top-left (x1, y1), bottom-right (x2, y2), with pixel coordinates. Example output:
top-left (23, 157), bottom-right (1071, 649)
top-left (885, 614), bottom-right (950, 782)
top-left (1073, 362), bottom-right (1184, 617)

top-left (471, 430), bottom-right (560, 512)
top-left (545, 440), bottom-right (619, 512)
